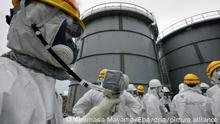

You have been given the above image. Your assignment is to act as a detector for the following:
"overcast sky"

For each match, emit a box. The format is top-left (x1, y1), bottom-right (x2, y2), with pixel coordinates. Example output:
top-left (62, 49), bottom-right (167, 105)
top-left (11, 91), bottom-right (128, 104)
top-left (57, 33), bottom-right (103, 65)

top-left (1, 0), bottom-right (220, 92)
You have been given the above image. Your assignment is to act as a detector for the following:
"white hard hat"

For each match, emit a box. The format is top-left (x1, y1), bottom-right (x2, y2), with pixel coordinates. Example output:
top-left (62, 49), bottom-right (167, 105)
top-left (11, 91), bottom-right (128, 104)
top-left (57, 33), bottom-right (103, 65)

top-left (200, 82), bottom-right (210, 89)
top-left (149, 79), bottom-right (162, 88)
top-left (127, 84), bottom-right (137, 91)
top-left (162, 87), bottom-right (170, 92)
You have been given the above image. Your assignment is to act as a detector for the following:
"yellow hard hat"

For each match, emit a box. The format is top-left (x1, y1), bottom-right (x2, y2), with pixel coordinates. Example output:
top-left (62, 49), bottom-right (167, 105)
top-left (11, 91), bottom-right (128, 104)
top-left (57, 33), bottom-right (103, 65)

top-left (98, 69), bottom-right (108, 78)
top-left (12, 0), bottom-right (85, 29)
top-left (206, 60), bottom-right (220, 79)
top-left (184, 73), bottom-right (200, 85)
top-left (137, 85), bottom-right (144, 93)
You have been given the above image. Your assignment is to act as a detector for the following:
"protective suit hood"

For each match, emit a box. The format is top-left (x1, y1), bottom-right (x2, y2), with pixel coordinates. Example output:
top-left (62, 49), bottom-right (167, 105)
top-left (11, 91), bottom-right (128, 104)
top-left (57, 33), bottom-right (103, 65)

top-left (7, 2), bottom-right (69, 66)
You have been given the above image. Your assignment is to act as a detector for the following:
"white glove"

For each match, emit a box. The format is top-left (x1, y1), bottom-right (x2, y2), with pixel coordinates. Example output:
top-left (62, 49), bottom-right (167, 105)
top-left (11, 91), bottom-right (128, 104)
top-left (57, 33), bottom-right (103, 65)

top-left (83, 97), bottom-right (120, 119)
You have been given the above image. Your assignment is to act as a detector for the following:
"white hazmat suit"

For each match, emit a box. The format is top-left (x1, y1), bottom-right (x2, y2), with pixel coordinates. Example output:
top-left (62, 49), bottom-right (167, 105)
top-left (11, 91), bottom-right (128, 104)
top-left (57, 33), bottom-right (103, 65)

top-left (142, 79), bottom-right (166, 124)
top-left (171, 85), bottom-right (215, 124)
top-left (208, 69), bottom-right (220, 123)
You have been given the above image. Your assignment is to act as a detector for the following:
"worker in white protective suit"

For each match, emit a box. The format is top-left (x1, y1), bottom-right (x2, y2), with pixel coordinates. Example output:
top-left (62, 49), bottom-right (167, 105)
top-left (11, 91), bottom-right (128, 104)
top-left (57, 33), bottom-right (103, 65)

top-left (170, 83), bottom-right (186, 109)
top-left (160, 87), bottom-right (172, 113)
top-left (142, 79), bottom-right (166, 123)
top-left (168, 83), bottom-right (187, 124)
top-left (206, 61), bottom-right (220, 123)
top-left (200, 82), bottom-right (210, 96)
top-left (127, 84), bottom-right (137, 97)
top-left (72, 70), bottom-right (142, 123)
top-left (171, 73), bottom-right (214, 124)
top-left (136, 85), bottom-right (145, 103)
top-left (0, 0), bottom-right (120, 124)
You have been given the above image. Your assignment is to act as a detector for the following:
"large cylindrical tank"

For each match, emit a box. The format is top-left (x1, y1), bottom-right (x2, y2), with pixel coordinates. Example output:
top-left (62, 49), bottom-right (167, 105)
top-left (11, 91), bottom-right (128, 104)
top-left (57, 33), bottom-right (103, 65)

top-left (67, 2), bottom-right (159, 113)
top-left (158, 10), bottom-right (220, 92)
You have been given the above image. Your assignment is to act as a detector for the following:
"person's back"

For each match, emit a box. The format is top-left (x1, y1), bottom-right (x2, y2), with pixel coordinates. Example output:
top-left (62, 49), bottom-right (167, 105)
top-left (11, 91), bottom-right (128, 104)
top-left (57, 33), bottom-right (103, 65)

top-left (143, 92), bottom-right (163, 119)
top-left (171, 73), bottom-right (214, 124)
top-left (173, 89), bottom-right (214, 124)
top-left (142, 79), bottom-right (166, 124)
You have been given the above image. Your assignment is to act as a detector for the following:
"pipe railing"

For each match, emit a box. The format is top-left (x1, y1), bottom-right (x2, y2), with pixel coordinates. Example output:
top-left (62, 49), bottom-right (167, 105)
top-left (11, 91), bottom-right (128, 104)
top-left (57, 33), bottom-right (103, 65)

top-left (81, 2), bottom-right (154, 21)
top-left (158, 10), bottom-right (220, 40)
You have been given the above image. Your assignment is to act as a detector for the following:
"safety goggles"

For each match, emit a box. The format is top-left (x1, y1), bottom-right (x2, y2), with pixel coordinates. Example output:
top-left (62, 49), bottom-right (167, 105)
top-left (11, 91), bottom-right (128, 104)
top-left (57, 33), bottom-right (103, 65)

top-left (66, 17), bottom-right (83, 38)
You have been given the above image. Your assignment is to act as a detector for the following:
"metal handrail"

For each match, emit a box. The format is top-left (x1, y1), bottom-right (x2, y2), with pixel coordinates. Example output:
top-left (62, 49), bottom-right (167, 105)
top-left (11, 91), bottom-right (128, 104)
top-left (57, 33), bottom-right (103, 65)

top-left (81, 2), bottom-right (154, 20)
top-left (158, 10), bottom-right (220, 40)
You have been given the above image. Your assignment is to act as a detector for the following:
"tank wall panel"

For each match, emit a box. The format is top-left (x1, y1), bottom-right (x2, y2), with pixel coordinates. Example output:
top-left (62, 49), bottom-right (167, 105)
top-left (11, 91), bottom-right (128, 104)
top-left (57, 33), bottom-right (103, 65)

top-left (124, 55), bottom-right (160, 84)
top-left (82, 16), bottom-right (119, 36)
top-left (198, 39), bottom-right (220, 61)
top-left (164, 45), bottom-right (200, 71)
top-left (122, 16), bottom-right (153, 39)
top-left (73, 55), bottom-right (121, 82)
top-left (82, 31), bottom-right (156, 59)
top-left (162, 23), bottom-right (220, 55)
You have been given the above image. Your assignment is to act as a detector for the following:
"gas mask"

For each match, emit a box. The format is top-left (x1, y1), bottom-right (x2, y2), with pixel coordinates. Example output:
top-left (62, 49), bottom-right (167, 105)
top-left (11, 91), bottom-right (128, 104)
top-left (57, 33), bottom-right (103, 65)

top-left (48, 19), bottom-right (81, 67)
top-left (211, 68), bottom-right (220, 84)
top-left (101, 70), bottom-right (126, 98)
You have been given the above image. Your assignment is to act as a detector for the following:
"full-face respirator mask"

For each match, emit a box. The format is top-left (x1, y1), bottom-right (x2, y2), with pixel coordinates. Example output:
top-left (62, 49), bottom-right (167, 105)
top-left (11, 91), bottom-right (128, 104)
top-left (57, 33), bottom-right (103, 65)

top-left (48, 19), bottom-right (81, 67)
